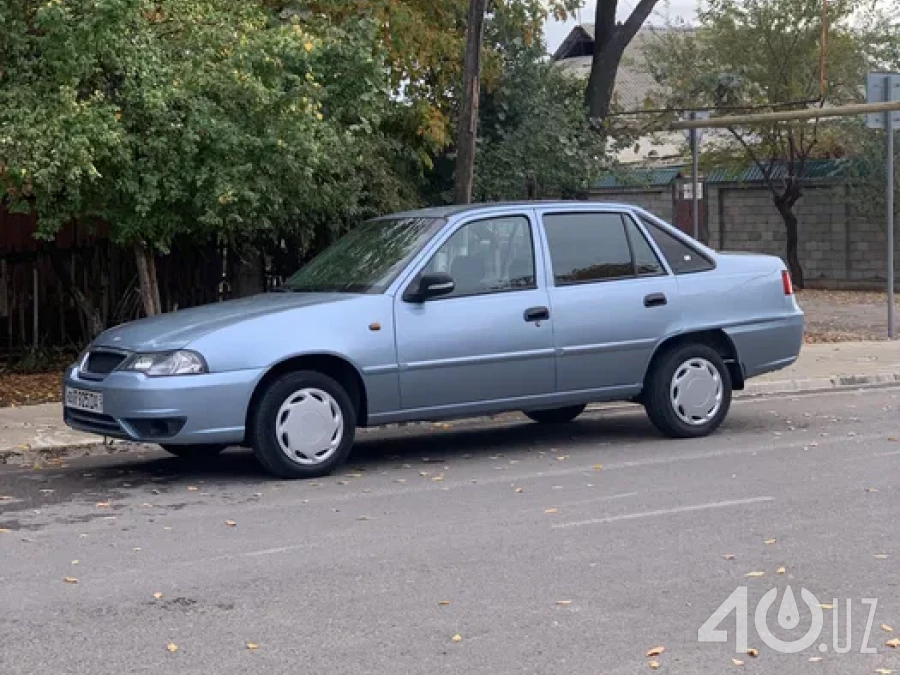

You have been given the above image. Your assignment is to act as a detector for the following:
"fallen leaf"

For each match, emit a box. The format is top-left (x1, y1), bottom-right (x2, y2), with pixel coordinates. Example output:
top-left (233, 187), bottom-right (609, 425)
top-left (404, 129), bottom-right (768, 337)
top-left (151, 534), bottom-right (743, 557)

top-left (515, 487), bottom-right (524, 493)
top-left (648, 661), bottom-right (660, 670)
top-left (95, 502), bottom-right (110, 508)
top-left (345, 473), bottom-right (363, 478)
top-left (820, 603), bottom-right (834, 610)
top-left (646, 646), bottom-right (665, 657)
top-left (431, 475), bottom-right (444, 482)
top-left (438, 600), bottom-right (450, 606)
top-left (0, 496), bottom-right (13, 501)
top-left (0, 529), bottom-right (10, 533)
top-left (246, 643), bottom-right (258, 651)
top-left (881, 623), bottom-right (893, 632)
top-left (886, 638), bottom-right (900, 648)
top-left (747, 648), bottom-right (759, 657)
top-left (556, 600), bottom-right (573, 606)
top-left (875, 669), bottom-right (893, 675)
top-left (71, 560), bottom-right (79, 565)
top-left (745, 571), bottom-right (765, 578)
top-left (451, 634), bottom-right (462, 643)
top-left (225, 520), bottom-right (236, 527)
top-left (764, 538), bottom-right (777, 545)
top-left (723, 554), bottom-right (736, 560)
top-left (875, 554), bottom-right (889, 559)
top-left (186, 486), bottom-right (198, 491)
top-left (544, 508), bottom-right (558, 514)
top-left (776, 566), bottom-right (786, 575)
top-left (63, 577), bottom-right (78, 584)
top-left (889, 437), bottom-right (898, 442)
top-left (166, 643), bottom-right (178, 653)
top-left (809, 656), bottom-right (822, 662)
top-left (153, 592), bottom-right (163, 600)
top-left (732, 658), bottom-right (744, 666)
top-left (866, 488), bottom-right (879, 493)
top-left (592, 464), bottom-right (603, 470)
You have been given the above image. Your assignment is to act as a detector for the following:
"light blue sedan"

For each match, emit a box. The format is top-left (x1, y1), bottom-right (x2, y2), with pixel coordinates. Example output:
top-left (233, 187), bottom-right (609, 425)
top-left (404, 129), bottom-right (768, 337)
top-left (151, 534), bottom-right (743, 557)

top-left (63, 202), bottom-right (804, 478)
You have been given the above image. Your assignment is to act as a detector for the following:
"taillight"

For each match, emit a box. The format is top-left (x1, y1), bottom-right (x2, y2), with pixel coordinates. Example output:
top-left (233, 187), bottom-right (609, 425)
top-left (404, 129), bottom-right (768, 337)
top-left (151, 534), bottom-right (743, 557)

top-left (781, 270), bottom-right (794, 295)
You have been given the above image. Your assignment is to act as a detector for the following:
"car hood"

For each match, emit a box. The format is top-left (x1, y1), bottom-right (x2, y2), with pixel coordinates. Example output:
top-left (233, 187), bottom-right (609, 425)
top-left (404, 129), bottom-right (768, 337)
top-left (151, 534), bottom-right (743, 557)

top-left (92, 293), bottom-right (358, 352)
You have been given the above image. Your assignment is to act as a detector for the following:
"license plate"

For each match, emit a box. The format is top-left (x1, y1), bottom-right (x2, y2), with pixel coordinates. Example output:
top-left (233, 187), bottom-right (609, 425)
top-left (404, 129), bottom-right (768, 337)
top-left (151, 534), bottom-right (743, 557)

top-left (65, 387), bottom-right (104, 413)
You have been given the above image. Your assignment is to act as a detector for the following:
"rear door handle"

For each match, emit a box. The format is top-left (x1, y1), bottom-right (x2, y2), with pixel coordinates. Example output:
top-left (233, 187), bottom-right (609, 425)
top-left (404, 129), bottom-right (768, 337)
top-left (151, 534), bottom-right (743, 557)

top-left (524, 306), bottom-right (550, 322)
top-left (644, 293), bottom-right (667, 308)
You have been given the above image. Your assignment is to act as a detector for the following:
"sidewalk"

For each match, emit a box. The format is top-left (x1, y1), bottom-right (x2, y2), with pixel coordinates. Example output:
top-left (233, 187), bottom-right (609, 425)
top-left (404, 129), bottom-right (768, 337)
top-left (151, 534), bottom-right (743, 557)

top-left (1, 340), bottom-right (898, 461)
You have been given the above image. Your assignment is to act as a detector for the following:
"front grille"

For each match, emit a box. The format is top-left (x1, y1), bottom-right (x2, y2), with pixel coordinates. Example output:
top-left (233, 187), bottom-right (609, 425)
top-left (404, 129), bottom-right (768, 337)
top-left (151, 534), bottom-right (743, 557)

top-left (65, 409), bottom-right (126, 438)
top-left (85, 350), bottom-right (127, 375)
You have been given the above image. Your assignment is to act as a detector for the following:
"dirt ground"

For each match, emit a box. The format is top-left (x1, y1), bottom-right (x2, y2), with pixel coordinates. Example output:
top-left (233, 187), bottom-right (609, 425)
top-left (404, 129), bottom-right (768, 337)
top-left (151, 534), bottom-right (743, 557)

top-left (0, 289), bottom-right (895, 408)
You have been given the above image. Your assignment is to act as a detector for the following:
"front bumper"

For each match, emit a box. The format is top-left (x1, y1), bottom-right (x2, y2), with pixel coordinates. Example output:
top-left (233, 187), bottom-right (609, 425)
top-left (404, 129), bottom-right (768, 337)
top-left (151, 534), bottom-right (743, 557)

top-left (62, 365), bottom-right (264, 445)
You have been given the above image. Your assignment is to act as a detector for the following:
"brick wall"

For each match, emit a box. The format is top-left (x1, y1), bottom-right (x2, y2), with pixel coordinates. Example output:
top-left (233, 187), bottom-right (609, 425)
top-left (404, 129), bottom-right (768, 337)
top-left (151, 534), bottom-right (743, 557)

top-left (590, 181), bottom-right (899, 287)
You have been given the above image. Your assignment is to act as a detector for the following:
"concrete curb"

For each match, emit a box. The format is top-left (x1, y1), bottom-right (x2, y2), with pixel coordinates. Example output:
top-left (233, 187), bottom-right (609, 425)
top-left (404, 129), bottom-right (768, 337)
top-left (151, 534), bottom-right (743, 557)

top-left (2, 371), bottom-right (899, 465)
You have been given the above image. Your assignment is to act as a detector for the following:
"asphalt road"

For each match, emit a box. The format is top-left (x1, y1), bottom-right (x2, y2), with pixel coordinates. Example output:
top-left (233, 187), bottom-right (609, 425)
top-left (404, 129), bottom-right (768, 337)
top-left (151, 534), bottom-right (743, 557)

top-left (1, 388), bottom-right (899, 675)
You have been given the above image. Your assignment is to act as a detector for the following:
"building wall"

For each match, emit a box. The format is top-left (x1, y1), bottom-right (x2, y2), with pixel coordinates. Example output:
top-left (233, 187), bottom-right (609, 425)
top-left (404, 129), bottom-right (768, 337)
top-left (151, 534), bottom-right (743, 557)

top-left (590, 181), bottom-right (899, 287)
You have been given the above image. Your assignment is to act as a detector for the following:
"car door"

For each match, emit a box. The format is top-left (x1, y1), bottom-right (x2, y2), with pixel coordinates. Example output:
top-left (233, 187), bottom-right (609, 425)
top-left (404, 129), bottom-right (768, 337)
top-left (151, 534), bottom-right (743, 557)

top-left (538, 209), bottom-right (681, 393)
top-left (394, 212), bottom-right (555, 412)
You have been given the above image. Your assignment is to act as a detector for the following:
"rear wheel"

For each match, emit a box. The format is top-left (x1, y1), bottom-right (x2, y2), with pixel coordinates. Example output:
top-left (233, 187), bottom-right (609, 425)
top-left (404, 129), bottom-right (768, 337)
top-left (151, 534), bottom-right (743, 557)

top-left (250, 370), bottom-right (356, 479)
top-left (160, 444), bottom-right (227, 460)
top-left (523, 404), bottom-right (586, 425)
top-left (643, 343), bottom-right (732, 438)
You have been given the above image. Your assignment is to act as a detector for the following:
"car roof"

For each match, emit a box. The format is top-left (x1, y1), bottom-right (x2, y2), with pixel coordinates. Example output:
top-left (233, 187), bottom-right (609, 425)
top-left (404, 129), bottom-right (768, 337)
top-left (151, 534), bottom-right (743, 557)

top-left (380, 200), bottom-right (639, 220)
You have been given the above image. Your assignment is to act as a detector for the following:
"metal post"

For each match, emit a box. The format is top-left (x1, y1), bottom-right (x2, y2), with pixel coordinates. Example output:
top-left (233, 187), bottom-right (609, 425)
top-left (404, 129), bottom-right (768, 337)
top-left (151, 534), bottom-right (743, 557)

top-left (886, 77), bottom-right (896, 339)
top-left (691, 125), bottom-right (700, 241)
top-left (32, 267), bottom-right (38, 349)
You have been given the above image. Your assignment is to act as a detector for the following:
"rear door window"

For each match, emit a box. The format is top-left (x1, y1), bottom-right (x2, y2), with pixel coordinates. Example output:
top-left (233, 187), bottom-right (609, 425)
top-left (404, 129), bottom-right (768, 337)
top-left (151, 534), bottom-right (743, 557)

top-left (542, 212), bottom-right (634, 285)
top-left (640, 217), bottom-right (715, 274)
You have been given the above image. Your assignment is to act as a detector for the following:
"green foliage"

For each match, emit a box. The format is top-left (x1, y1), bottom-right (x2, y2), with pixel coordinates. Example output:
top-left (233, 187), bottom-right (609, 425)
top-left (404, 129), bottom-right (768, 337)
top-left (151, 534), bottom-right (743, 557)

top-left (0, 0), bottom-right (405, 255)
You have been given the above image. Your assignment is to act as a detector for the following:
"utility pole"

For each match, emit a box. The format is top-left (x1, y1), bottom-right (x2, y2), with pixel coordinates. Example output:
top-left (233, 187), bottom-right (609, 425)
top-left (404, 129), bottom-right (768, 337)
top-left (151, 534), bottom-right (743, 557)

top-left (453, 0), bottom-right (487, 205)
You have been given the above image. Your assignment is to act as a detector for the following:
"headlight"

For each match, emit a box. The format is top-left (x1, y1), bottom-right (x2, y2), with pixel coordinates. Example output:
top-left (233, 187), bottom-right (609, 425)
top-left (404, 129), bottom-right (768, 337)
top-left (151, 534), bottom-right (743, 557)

top-left (122, 350), bottom-right (207, 376)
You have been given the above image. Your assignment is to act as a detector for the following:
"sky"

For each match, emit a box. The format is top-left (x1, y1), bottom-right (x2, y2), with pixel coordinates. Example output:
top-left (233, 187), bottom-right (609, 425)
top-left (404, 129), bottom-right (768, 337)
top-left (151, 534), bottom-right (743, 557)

top-left (544, 0), bottom-right (701, 53)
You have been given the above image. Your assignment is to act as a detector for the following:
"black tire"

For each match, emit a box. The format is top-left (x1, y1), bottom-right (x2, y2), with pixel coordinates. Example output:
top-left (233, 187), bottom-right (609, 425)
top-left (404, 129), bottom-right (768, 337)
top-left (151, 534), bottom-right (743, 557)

top-left (249, 370), bottom-right (356, 479)
top-left (524, 404), bottom-right (586, 425)
top-left (160, 444), bottom-right (227, 460)
top-left (643, 343), bottom-right (732, 438)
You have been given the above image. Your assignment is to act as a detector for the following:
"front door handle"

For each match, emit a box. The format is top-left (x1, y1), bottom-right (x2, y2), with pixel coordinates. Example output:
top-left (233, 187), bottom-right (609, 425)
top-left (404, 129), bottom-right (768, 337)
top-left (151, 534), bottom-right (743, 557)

top-left (644, 293), bottom-right (668, 308)
top-left (524, 306), bottom-right (550, 322)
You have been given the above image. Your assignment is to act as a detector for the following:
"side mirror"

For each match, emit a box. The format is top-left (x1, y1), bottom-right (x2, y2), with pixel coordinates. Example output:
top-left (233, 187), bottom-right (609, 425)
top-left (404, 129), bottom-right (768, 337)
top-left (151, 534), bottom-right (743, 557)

top-left (406, 272), bottom-right (455, 302)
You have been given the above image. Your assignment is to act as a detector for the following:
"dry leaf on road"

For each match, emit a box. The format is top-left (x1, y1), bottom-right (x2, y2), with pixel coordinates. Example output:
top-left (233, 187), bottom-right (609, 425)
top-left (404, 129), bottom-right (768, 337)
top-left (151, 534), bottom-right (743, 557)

top-left (732, 658), bottom-right (744, 666)
top-left (544, 508), bottom-right (558, 514)
top-left (515, 487), bottom-right (524, 493)
top-left (745, 571), bottom-right (765, 578)
top-left (747, 648), bottom-right (759, 657)
top-left (166, 643), bottom-right (178, 653)
top-left (186, 486), bottom-right (198, 491)
top-left (875, 669), bottom-right (893, 675)
top-left (95, 502), bottom-right (110, 508)
top-left (764, 538), bottom-right (777, 545)
top-left (820, 603), bottom-right (834, 610)
top-left (776, 566), bottom-right (786, 575)
top-left (62, 577), bottom-right (78, 584)
top-left (451, 634), bottom-right (462, 643)
top-left (646, 646), bottom-right (665, 657)
top-left (153, 592), bottom-right (163, 600)
top-left (246, 643), bottom-right (258, 651)
top-left (438, 600), bottom-right (450, 606)
top-left (886, 638), bottom-right (900, 648)
top-left (723, 554), bottom-right (736, 560)
top-left (648, 661), bottom-right (660, 670)
top-left (881, 623), bottom-right (893, 632)
top-left (808, 656), bottom-right (823, 662)
top-left (592, 464), bottom-right (603, 470)
top-left (556, 600), bottom-right (573, 606)
top-left (875, 554), bottom-right (889, 559)
top-left (225, 520), bottom-right (236, 527)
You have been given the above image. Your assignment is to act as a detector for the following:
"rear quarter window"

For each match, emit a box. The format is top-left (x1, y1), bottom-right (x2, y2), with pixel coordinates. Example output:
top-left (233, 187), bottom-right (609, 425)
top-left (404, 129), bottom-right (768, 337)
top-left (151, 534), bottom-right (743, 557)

top-left (640, 217), bottom-right (715, 274)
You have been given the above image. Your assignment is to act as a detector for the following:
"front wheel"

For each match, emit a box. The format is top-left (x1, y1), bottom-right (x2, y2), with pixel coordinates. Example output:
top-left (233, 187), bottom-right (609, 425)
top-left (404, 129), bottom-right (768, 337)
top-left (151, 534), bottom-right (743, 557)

top-left (250, 370), bottom-right (357, 479)
top-left (643, 343), bottom-right (732, 438)
top-left (523, 404), bottom-right (586, 425)
top-left (160, 444), bottom-right (227, 460)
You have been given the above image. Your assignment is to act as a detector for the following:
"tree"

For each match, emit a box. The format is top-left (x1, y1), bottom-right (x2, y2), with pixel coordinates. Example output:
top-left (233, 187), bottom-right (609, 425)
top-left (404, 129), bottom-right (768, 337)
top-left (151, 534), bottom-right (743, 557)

top-left (0, 0), bottom-right (391, 322)
top-left (453, 0), bottom-right (488, 204)
top-left (474, 29), bottom-right (610, 200)
top-left (644, 0), bottom-right (888, 287)
top-left (586, 0), bottom-right (664, 126)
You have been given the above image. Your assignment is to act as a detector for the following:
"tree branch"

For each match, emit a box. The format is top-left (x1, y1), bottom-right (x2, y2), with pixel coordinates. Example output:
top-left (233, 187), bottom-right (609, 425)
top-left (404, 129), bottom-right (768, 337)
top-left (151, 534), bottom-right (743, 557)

top-left (728, 126), bottom-right (781, 200)
top-left (620, 0), bottom-right (662, 46)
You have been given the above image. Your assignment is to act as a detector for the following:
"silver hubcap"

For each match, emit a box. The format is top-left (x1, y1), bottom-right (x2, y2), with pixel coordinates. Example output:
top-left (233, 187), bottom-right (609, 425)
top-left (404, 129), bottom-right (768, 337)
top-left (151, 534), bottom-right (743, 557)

top-left (670, 357), bottom-right (723, 426)
top-left (275, 388), bottom-right (343, 465)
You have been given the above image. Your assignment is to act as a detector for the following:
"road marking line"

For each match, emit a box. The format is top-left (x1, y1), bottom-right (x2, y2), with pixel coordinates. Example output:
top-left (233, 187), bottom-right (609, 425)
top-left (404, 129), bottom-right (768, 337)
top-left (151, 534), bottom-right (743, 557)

top-left (553, 496), bottom-right (775, 529)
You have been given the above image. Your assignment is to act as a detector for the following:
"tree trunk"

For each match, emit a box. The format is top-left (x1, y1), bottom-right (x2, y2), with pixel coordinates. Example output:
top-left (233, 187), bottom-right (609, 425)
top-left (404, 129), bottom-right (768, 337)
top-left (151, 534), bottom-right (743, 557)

top-left (48, 251), bottom-right (105, 340)
top-left (452, 0), bottom-right (487, 205)
top-left (775, 195), bottom-right (804, 289)
top-left (133, 241), bottom-right (161, 316)
top-left (586, 46), bottom-right (626, 126)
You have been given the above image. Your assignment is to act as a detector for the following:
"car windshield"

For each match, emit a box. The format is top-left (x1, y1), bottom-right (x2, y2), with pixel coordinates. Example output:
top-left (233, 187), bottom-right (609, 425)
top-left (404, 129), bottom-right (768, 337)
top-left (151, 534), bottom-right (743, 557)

top-left (282, 217), bottom-right (445, 294)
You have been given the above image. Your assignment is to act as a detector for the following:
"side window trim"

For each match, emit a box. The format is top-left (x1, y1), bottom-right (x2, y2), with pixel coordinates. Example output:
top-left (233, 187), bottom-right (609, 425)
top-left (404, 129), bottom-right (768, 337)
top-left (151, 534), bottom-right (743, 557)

top-left (622, 213), bottom-right (670, 278)
top-left (400, 212), bottom-right (539, 302)
top-left (540, 210), bottom-right (639, 287)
